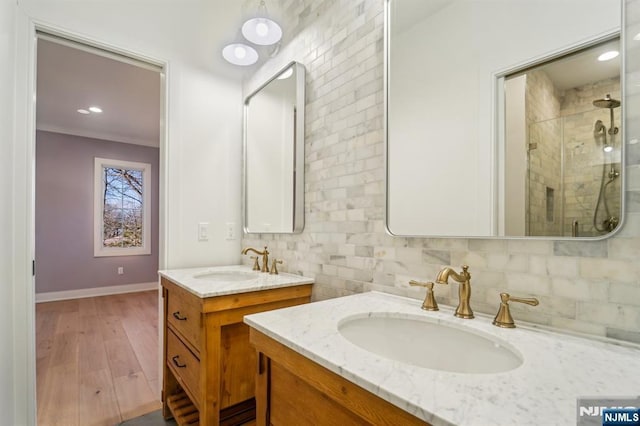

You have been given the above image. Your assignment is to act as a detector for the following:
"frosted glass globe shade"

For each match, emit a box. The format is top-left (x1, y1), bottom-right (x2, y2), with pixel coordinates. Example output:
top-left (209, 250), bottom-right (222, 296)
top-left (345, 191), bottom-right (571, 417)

top-left (222, 43), bottom-right (258, 66)
top-left (242, 17), bottom-right (282, 45)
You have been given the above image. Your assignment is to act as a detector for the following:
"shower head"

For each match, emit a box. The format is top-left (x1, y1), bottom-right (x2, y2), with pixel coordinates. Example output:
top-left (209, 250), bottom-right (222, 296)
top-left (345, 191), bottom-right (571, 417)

top-left (593, 94), bottom-right (620, 109)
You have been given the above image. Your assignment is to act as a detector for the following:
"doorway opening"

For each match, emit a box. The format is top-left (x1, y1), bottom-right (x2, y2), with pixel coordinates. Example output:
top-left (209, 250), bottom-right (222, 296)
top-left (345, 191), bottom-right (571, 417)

top-left (34, 32), bottom-right (166, 424)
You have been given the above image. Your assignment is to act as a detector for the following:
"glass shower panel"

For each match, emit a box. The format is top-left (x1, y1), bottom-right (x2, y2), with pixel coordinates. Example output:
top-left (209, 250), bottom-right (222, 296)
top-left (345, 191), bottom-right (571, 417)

top-left (564, 110), bottom-right (605, 237)
top-left (526, 108), bottom-right (622, 237)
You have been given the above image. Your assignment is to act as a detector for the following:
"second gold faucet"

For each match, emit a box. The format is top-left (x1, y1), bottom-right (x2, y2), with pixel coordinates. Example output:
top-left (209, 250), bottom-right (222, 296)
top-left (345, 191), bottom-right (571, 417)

top-left (241, 246), bottom-right (270, 273)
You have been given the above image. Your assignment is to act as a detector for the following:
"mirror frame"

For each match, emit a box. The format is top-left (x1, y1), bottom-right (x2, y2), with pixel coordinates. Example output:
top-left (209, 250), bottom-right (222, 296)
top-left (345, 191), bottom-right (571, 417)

top-left (383, 0), bottom-right (626, 240)
top-left (243, 61), bottom-right (306, 234)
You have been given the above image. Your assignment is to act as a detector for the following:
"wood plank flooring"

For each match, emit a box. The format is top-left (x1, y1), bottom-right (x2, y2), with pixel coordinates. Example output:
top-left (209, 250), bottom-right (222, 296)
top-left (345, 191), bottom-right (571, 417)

top-left (37, 291), bottom-right (162, 426)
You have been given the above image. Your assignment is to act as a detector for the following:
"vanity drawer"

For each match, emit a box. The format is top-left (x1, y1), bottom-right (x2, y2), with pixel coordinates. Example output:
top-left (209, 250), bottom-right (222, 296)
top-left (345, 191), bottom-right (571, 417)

top-left (167, 329), bottom-right (201, 407)
top-left (167, 285), bottom-right (201, 351)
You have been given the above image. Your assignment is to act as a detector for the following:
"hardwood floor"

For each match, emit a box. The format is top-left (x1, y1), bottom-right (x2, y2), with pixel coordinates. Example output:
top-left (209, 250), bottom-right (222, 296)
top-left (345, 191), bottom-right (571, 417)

top-left (37, 291), bottom-right (162, 426)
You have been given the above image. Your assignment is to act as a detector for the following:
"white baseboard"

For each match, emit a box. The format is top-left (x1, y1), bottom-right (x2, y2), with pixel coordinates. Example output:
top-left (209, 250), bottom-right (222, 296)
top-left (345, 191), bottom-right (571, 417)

top-left (35, 281), bottom-right (159, 303)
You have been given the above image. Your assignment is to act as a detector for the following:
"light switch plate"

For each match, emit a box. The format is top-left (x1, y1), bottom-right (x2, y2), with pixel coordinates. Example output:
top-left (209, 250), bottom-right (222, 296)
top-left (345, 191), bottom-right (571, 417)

top-left (225, 222), bottom-right (236, 240)
top-left (198, 222), bottom-right (209, 241)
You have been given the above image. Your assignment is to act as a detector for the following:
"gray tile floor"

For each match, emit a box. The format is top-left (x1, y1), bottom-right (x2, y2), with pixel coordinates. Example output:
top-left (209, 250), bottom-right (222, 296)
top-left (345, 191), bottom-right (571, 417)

top-left (118, 410), bottom-right (177, 426)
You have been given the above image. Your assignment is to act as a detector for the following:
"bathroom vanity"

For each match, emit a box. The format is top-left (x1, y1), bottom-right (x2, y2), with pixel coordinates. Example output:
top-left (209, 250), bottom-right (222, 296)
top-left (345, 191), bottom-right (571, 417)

top-left (159, 265), bottom-right (313, 426)
top-left (245, 291), bottom-right (640, 426)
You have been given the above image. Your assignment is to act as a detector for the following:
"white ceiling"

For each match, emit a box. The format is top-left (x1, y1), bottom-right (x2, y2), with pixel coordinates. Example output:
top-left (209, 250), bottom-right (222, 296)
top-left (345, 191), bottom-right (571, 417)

top-left (540, 39), bottom-right (620, 91)
top-left (36, 38), bottom-right (161, 147)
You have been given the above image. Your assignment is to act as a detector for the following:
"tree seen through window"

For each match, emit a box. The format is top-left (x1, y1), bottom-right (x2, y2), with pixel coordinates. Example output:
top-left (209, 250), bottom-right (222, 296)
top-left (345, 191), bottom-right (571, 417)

top-left (102, 167), bottom-right (144, 248)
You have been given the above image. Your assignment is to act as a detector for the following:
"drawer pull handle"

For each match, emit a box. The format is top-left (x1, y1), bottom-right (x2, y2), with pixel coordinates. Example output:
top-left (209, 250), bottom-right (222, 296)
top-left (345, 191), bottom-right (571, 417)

top-left (172, 311), bottom-right (187, 321)
top-left (172, 355), bottom-right (186, 368)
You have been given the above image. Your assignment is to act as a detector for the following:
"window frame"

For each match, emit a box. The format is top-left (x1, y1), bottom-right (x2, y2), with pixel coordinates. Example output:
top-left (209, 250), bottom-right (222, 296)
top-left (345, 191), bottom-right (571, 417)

top-left (94, 157), bottom-right (152, 257)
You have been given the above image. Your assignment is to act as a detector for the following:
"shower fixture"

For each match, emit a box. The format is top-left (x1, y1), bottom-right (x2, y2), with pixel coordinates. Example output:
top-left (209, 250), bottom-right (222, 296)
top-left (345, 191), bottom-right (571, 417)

top-left (593, 94), bottom-right (620, 135)
top-left (592, 94), bottom-right (621, 233)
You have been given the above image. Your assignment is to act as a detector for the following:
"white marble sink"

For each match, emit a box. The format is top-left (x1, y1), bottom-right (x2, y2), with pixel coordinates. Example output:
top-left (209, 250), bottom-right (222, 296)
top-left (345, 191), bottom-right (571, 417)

top-left (339, 314), bottom-right (522, 374)
top-left (193, 270), bottom-right (257, 282)
top-left (158, 265), bottom-right (314, 298)
top-left (244, 291), bottom-right (640, 426)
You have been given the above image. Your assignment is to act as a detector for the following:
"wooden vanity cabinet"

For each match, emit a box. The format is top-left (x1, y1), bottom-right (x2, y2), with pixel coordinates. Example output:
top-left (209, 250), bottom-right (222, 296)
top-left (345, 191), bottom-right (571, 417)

top-left (250, 328), bottom-right (430, 426)
top-left (161, 277), bottom-right (312, 426)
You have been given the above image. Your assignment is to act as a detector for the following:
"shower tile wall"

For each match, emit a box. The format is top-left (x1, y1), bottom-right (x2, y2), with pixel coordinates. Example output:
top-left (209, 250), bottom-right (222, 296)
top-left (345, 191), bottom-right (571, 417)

top-left (526, 70), bottom-right (563, 237)
top-left (526, 70), bottom-right (621, 237)
top-left (242, 0), bottom-right (640, 344)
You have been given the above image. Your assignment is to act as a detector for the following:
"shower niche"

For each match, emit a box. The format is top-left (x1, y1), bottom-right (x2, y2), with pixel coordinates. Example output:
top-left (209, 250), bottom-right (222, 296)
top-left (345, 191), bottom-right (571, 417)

top-left (504, 37), bottom-right (622, 237)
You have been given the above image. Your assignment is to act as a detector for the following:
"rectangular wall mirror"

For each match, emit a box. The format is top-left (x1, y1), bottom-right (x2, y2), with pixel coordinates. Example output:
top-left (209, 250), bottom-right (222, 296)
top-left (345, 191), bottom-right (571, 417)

top-left (386, 0), bottom-right (624, 239)
top-left (244, 61), bottom-right (305, 234)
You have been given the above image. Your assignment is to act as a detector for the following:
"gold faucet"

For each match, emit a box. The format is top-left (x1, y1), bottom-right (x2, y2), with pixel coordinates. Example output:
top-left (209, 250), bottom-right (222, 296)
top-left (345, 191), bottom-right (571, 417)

top-left (436, 265), bottom-right (474, 319)
top-left (241, 246), bottom-right (269, 273)
top-left (492, 293), bottom-right (539, 328)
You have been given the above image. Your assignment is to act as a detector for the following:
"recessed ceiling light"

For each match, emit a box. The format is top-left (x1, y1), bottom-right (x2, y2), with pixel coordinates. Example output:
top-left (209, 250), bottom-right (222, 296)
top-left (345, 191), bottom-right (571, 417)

top-left (77, 109), bottom-right (90, 114)
top-left (89, 106), bottom-right (103, 113)
top-left (598, 50), bottom-right (619, 61)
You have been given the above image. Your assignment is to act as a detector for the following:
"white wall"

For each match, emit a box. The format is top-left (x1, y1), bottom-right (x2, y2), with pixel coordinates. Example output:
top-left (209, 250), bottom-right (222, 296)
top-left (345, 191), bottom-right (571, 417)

top-left (17, 0), bottom-right (245, 266)
top-left (387, 0), bottom-right (620, 236)
top-left (0, 1), bottom-right (16, 423)
top-left (11, 1), bottom-right (245, 423)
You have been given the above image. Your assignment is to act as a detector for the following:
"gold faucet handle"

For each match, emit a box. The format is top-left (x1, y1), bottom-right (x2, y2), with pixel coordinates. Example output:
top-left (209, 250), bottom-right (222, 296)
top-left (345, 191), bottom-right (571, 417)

top-left (492, 292), bottom-right (539, 328)
top-left (270, 259), bottom-right (283, 275)
top-left (250, 256), bottom-right (260, 271)
top-left (409, 280), bottom-right (440, 311)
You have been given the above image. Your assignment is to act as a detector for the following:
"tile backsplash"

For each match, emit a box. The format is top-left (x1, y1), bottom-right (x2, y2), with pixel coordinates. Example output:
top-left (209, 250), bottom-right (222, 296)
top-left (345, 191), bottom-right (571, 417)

top-left (242, 0), bottom-right (640, 343)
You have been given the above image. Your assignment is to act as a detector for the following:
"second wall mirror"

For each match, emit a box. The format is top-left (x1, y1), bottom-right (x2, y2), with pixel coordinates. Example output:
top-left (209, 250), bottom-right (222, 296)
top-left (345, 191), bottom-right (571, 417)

top-left (386, 0), bottom-right (624, 239)
top-left (244, 61), bottom-right (305, 234)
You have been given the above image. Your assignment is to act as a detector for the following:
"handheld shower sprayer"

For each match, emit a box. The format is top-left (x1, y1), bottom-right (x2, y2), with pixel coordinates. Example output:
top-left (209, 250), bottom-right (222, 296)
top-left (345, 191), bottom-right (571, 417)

top-left (593, 119), bottom-right (607, 143)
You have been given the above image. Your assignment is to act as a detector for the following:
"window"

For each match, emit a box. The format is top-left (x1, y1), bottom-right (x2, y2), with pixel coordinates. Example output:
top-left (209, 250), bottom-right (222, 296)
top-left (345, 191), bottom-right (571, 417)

top-left (94, 158), bottom-right (151, 257)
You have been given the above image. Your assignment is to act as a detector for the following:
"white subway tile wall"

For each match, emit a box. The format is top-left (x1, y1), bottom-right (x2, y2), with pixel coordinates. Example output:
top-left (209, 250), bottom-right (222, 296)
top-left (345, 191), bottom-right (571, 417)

top-left (242, 0), bottom-right (640, 343)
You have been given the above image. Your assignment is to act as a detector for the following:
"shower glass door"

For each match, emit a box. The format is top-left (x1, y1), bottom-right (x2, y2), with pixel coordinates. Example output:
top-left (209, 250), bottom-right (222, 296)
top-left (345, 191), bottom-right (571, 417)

top-left (527, 107), bottom-right (622, 237)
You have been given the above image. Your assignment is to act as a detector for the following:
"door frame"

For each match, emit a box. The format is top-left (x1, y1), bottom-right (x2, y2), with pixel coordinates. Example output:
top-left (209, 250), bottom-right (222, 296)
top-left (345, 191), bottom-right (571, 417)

top-left (13, 17), bottom-right (170, 425)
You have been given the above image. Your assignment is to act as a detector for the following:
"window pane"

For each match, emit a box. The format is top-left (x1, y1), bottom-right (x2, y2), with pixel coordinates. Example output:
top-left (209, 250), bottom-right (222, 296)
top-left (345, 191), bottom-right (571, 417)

top-left (103, 166), bottom-right (145, 247)
top-left (122, 209), bottom-right (143, 248)
top-left (96, 159), bottom-right (149, 256)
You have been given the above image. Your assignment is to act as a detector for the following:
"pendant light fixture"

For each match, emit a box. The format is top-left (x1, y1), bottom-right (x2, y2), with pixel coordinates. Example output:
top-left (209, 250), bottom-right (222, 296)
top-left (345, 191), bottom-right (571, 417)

top-left (241, 0), bottom-right (282, 46)
top-left (222, 42), bottom-right (258, 66)
top-left (221, 0), bottom-right (282, 66)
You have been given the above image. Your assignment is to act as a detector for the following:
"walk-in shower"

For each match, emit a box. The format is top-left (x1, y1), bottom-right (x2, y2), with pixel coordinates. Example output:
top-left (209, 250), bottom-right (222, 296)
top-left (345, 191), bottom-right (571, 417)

top-left (592, 94), bottom-right (620, 233)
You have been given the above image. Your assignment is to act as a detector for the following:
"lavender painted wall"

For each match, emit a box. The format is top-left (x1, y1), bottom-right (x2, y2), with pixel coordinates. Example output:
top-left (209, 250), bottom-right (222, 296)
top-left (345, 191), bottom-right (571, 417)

top-left (35, 130), bottom-right (159, 293)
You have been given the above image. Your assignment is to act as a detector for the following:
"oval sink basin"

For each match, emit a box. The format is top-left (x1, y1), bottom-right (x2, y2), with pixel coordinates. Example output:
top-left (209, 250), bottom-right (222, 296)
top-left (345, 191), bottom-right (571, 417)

top-left (338, 315), bottom-right (522, 374)
top-left (193, 271), bottom-right (258, 282)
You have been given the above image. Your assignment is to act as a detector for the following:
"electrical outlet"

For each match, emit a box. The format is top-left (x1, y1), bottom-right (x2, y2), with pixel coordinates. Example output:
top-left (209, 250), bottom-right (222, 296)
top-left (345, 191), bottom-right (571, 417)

top-left (198, 222), bottom-right (209, 241)
top-left (225, 222), bottom-right (236, 240)
top-left (117, 267), bottom-right (124, 275)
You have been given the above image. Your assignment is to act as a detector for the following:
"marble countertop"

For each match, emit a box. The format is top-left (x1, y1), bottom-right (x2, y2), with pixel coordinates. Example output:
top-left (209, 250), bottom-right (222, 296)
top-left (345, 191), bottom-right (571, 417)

top-left (244, 291), bottom-right (640, 426)
top-left (158, 265), bottom-right (314, 298)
